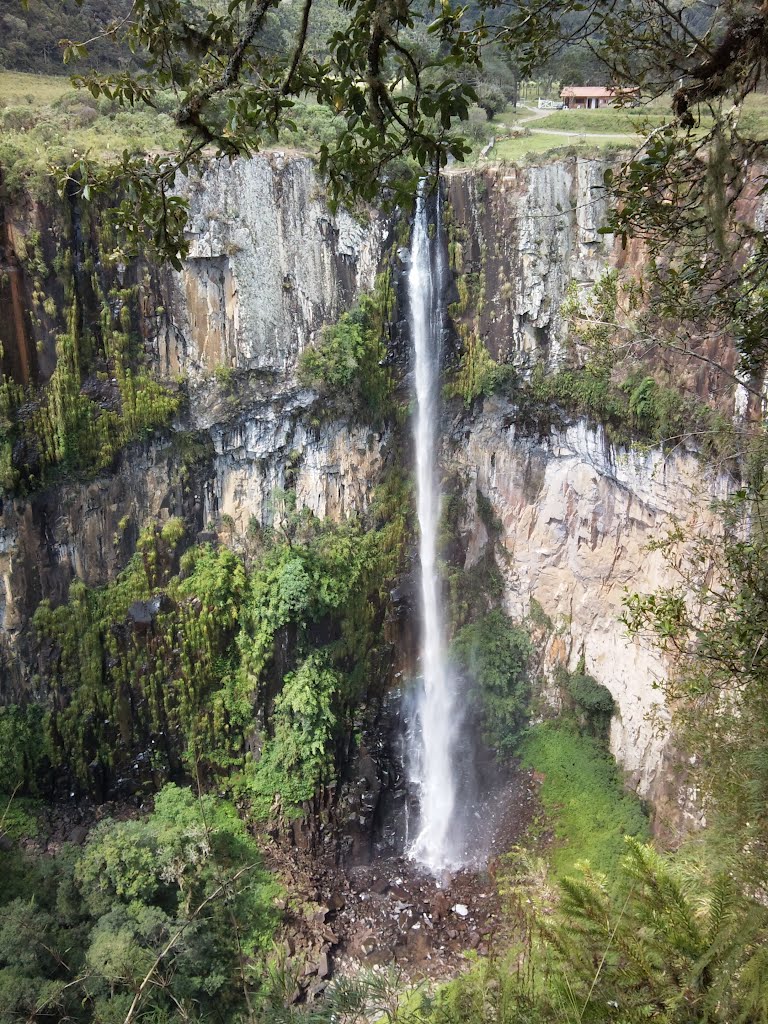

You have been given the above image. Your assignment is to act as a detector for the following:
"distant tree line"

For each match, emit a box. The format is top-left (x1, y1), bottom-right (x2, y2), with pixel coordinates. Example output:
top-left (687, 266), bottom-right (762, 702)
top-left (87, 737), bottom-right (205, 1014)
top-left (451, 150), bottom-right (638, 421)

top-left (0, 0), bottom-right (135, 74)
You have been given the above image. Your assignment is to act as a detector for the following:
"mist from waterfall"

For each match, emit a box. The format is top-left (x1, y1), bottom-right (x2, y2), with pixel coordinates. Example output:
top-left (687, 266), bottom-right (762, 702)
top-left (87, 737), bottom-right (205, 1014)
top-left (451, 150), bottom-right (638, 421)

top-left (406, 183), bottom-right (464, 875)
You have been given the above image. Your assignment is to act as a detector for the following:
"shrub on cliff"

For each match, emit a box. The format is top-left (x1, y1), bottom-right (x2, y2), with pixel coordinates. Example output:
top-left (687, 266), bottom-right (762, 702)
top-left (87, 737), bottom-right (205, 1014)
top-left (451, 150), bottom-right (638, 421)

top-left (297, 288), bottom-right (393, 424)
top-left (0, 704), bottom-right (50, 794)
top-left (452, 609), bottom-right (532, 753)
top-left (247, 651), bottom-right (341, 817)
top-left (445, 334), bottom-right (518, 408)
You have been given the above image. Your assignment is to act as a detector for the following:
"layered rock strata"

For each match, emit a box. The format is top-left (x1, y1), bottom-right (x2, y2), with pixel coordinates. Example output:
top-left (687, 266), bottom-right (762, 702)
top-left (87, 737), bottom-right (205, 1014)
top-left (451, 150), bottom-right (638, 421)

top-left (0, 153), bottom-right (388, 694)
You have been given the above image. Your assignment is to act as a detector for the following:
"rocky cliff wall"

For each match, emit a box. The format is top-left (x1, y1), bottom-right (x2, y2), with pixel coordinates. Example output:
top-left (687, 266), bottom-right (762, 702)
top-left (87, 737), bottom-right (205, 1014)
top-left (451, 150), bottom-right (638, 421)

top-left (436, 159), bottom-right (751, 831)
top-left (156, 154), bottom-right (384, 377)
top-left (443, 159), bottom-right (760, 423)
top-left (0, 152), bottom-right (741, 827)
top-left (0, 153), bottom-right (390, 695)
top-left (447, 401), bottom-right (730, 829)
top-left (443, 160), bottom-right (613, 367)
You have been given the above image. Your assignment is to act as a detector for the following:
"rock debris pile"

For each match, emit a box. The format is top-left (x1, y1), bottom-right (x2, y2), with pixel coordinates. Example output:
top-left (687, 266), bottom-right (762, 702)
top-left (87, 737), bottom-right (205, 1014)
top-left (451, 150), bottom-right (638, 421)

top-left (268, 764), bottom-right (539, 999)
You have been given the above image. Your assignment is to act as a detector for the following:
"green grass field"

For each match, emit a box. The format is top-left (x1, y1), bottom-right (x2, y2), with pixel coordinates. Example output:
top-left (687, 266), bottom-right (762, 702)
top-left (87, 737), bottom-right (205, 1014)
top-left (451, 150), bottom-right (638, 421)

top-left (531, 108), bottom-right (655, 133)
top-left (3, 70), bottom-right (767, 192)
top-left (518, 723), bottom-right (649, 879)
top-left (479, 93), bottom-right (768, 166)
top-left (485, 131), bottom-right (633, 164)
top-left (539, 98), bottom-right (768, 142)
top-left (0, 70), bottom-right (74, 106)
top-left (0, 70), bottom-right (182, 198)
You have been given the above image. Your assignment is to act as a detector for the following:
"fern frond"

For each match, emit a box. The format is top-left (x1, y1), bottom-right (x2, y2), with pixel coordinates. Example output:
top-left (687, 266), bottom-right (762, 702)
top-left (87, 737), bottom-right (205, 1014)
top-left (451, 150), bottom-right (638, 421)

top-left (624, 839), bottom-right (703, 958)
top-left (735, 933), bottom-right (768, 1024)
top-left (705, 872), bottom-right (737, 946)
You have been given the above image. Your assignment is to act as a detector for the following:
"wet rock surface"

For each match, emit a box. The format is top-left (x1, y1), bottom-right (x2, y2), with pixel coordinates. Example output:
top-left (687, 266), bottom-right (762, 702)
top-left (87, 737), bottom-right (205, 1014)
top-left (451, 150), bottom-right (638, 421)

top-left (266, 764), bottom-right (538, 996)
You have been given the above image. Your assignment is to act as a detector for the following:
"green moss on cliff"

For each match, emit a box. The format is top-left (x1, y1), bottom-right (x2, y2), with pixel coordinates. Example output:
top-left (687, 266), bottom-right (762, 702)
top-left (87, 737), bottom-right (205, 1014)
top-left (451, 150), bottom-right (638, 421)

top-left (445, 332), bottom-right (517, 407)
top-left (452, 610), bottom-right (533, 754)
top-left (0, 215), bottom-right (180, 494)
top-left (297, 270), bottom-right (394, 425)
top-left (33, 473), bottom-right (410, 806)
top-left (525, 362), bottom-right (737, 459)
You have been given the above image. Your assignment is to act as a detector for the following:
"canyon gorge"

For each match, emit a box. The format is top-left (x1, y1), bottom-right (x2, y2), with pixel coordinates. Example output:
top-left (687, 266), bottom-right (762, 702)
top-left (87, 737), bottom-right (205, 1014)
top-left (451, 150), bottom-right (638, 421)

top-left (2, 143), bottom-right (765, 1017)
top-left (1, 151), bottom-right (747, 827)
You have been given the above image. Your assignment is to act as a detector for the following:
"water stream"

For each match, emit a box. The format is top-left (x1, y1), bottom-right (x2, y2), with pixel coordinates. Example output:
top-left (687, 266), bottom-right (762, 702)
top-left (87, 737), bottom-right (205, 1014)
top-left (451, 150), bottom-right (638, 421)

top-left (406, 182), bottom-right (463, 875)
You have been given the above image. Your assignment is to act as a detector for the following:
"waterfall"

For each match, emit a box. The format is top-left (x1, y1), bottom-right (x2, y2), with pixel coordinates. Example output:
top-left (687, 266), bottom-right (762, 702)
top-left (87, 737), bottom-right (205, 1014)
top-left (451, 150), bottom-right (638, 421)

top-left (406, 182), bottom-right (463, 875)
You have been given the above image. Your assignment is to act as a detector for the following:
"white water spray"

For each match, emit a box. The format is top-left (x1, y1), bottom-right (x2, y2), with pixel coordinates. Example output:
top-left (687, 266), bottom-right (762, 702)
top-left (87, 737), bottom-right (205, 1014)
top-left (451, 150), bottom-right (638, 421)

top-left (406, 184), bottom-right (462, 874)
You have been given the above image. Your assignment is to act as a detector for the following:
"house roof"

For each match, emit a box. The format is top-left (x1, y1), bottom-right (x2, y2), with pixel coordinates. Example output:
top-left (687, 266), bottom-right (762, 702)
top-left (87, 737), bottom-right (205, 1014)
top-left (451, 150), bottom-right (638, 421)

top-left (560, 86), bottom-right (617, 98)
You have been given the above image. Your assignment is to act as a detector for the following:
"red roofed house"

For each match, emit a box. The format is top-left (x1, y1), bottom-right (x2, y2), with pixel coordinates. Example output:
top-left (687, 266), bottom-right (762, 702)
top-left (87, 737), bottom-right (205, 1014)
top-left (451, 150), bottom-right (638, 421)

top-left (560, 86), bottom-right (636, 109)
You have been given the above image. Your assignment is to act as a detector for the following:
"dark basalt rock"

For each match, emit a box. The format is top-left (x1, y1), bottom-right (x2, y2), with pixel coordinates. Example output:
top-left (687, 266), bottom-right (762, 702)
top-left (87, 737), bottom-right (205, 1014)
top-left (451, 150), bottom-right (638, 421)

top-left (127, 594), bottom-right (172, 627)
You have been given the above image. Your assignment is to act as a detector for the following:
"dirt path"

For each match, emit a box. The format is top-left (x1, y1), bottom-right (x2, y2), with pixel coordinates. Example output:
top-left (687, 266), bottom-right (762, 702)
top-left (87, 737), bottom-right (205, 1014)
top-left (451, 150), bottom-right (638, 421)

top-left (515, 105), bottom-right (556, 125)
top-left (499, 104), bottom-right (638, 140)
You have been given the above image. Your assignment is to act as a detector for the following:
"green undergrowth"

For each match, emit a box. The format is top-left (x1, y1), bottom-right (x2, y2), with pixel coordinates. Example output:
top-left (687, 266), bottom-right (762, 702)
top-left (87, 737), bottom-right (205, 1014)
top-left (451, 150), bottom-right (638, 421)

top-left (420, 831), bottom-right (768, 1024)
top-left (518, 722), bottom-right (649, 879)
top-left (452, 610), bottom-right (533, 755)
top-left (0, 795), bottom-right (40, 844)
top-left (0, 784), bottom-right (280, 1023)
top-left (0, 90), bottom-right (365, 203)
top-left (30, 470), bottom-right (411, 806)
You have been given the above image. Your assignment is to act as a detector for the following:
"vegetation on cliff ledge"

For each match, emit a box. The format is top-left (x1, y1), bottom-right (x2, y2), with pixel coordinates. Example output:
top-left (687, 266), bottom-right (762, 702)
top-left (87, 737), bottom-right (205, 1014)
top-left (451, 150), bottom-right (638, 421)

top-left (27, 468), bottom-right (409, 806)
top-left (297, 271), bottom-right (395, 426)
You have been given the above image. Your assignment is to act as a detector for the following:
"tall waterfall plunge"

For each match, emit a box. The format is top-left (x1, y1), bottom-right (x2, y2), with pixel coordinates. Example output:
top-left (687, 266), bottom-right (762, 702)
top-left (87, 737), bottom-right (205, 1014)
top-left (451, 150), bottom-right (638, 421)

top-left (405, 184), bottom-right (464, 875)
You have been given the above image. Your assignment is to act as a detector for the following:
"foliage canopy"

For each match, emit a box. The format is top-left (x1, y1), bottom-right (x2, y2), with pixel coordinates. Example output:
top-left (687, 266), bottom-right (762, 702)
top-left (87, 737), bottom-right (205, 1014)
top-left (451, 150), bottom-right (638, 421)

top-left (0, 784), bottom-right (279, 1023)
top-left (22, 0), bottom-right (758, 307)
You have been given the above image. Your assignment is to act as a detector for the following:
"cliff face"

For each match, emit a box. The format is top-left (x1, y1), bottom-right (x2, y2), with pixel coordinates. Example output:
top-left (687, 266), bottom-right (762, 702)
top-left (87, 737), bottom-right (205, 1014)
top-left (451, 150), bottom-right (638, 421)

top-left (449, 405), bottom-right (728, 825)
top-left (157, 155), bottom-right (384, 378)
top-left (166, 155), bottom-right (389, 536)
top-left (0, 152), bottom-right (740, 826)
top-left (437, 160), bottom-right (745, 829)
top-left (443, 161), bottom-right (612, 366)
top-left (0, 153), bottom-right (389, 695)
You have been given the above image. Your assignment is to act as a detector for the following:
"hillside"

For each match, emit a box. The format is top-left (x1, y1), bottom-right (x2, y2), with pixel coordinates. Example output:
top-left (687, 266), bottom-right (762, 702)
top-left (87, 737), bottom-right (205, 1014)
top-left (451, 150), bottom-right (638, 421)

top-left (0, 0), bottom-right (133, 73)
